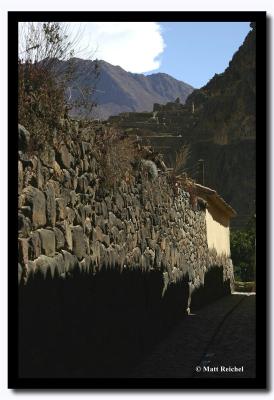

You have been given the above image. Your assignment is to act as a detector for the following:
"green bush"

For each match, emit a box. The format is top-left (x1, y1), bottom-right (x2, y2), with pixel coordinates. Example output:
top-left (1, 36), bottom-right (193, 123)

top-left (230, 215), bottom-right (256, 281)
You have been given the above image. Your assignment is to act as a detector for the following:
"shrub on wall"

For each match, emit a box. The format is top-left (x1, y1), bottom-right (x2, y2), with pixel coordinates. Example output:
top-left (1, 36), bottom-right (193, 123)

top-left (18, 60), bottom-right (65, 152)
top-left (18, 23), bottom-right (73, 152)
top-left (18, 22), bottom-right (99, 153)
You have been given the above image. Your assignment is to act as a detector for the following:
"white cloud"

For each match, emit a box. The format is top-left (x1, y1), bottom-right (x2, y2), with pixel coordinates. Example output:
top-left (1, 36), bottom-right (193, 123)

top-left (69, 22), bottom-right (165, 73)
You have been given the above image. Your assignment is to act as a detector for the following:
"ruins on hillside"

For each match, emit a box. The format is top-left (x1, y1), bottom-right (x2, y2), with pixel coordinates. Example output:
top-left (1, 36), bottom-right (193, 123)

top-left (106, 97), bottom-right (254, 229)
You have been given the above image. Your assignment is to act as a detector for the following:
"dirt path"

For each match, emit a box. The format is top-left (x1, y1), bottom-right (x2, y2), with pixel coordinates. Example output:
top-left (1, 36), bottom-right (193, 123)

top-left (130, 293), bottom-right (256, 378)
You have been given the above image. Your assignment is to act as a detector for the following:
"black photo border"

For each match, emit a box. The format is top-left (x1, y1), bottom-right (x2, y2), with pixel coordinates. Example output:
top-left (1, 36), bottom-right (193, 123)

top-left (8, 10), bottom-right (267, 390)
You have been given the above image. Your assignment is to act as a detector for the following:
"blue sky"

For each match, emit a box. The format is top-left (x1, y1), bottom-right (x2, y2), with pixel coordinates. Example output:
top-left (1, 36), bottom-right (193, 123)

top-left (20, 22), bottom-right (251, 89)
top-left (60, 22), bottom-right (251, 89)
top-left (149, 22), bottom-right (251, 88)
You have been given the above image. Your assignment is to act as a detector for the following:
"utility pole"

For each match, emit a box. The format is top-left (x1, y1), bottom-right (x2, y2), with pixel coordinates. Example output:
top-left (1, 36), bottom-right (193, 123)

top-left (198, 159), bottom-right (205, 185)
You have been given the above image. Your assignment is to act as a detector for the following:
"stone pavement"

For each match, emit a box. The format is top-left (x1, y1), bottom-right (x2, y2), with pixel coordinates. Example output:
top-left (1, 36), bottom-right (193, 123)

top-left (130, 293), bottom-right (256, 378)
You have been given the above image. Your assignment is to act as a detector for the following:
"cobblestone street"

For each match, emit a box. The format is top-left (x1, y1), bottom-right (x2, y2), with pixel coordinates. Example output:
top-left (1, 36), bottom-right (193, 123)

top-left (130, 293), bottom-right (256, 379)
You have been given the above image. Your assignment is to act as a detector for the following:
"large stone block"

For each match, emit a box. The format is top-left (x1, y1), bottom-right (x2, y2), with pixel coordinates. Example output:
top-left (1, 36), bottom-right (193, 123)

top-left (71, 225), bottom-right (87, 259)
top-left (22, 186), bottom-right (46, 228)
top-left (62, 169), bottom-right (72, 189)
top-left (57, 220), bottom-right (72, 251)
top-left (57, 143), bottom-right (73, 169)
top-left (29, 231), bottom-right (41, 259)
top-left (35, 159), bottom-right (44, 190)
top-left (60, 187), bottom-right (71, 206)
top-left (18, 124), bottom-right (30, 152)
top-left (56, 198), bottom-right (67, 220)
top-left (53, 160), bottom-right (63, 180)
top-left (45, 182), bottom-right (56, 226)
top-left (66, 207), bottom-right (76, 224)
top-left (74, 208), bottom-right (83, 226)
top-left (84, 217), bottom-right (92, 235)
top-left (69, 190), bottom-right (77, 207)
top-left (53, 227), bottom-right (65, 250)
top-left (77, 204), bottom-right (86, 226)
top-left (18, 212), bottom-right (31, 238)
top-left (83, 156), bottom-right (89, 172)
top-left (38, 228), bottom-right (56, 257)
top-left (77, 175), bottom-right (89, 194)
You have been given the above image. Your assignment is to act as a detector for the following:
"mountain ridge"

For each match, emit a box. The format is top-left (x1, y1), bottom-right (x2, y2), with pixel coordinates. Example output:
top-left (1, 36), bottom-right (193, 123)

top-left (55, 58), bottom-right (194, 119)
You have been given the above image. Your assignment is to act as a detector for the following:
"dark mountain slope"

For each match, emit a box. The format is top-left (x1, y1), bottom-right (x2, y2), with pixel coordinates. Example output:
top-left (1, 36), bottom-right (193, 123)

top-left (184, 23), bottom-right (255, 144)
top-left (184, 24), bottom-right (256, 227)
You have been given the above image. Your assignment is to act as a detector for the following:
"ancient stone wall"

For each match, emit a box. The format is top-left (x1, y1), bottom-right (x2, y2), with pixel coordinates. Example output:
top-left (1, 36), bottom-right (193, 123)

top-left (18, 123), bottom-right (233, 296)
top-left (17, 120), bottom-right (234, 378)
top-left (18, 121), bottom-right (234, 295)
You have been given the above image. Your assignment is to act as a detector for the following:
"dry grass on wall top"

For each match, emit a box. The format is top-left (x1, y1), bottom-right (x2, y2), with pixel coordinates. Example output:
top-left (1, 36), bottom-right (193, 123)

top-left (93, 128), bottom-right (140, 190)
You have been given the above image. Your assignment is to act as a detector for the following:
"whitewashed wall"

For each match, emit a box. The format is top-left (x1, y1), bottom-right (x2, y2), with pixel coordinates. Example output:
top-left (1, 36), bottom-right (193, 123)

top-left (205, 208), bottom-right (231, 256)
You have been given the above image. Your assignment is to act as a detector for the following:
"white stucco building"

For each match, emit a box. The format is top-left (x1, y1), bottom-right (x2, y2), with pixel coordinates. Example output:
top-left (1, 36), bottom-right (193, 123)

top-left (195, 183), bottom-right (237, 257)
